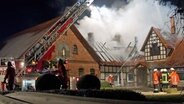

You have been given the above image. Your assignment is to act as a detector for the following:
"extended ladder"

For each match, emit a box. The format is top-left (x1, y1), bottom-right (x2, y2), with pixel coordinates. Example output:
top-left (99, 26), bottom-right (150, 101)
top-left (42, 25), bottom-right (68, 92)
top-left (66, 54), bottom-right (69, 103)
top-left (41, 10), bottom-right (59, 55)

top-left (17, 0), bottom-right (94, 76)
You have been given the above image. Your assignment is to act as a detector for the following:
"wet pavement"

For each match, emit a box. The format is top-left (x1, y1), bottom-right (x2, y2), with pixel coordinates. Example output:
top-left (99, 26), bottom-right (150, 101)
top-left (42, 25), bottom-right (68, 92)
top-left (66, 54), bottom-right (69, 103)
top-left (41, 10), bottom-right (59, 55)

top-left (3, 92), bottom-right (182, 104)
top-left (0, 87), bottom-right (183, 104)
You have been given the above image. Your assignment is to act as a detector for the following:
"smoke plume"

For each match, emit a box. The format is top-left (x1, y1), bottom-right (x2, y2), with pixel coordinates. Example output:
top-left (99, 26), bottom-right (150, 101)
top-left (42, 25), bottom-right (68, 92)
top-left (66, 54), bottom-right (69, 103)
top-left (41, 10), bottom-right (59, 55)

top-left (76, 0), bottom-right (175, 50)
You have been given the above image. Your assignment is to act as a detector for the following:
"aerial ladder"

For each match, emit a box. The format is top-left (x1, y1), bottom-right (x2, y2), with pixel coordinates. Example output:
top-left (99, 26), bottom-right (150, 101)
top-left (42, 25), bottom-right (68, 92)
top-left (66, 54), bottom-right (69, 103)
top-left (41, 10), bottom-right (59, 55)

top-left (16, 0), bottom-right (94, 77)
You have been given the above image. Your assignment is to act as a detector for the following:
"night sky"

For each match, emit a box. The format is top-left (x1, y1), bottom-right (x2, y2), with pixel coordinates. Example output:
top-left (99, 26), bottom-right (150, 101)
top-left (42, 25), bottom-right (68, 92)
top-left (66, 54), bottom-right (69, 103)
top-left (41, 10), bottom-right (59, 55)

top-left (159, 0), bottom-right (184, 8)
top-left (0, 0), bottom-right (182, 42)
top-left (0, 0), bottom-right (77, 41)
top-left (0, 0), bottom-right (101, 41)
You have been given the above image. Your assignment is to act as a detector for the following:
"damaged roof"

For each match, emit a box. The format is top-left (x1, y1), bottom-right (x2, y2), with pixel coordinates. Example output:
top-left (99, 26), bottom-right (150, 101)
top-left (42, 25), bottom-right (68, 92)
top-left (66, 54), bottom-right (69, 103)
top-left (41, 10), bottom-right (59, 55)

top-left (92, 42), bottom-right (124, 66)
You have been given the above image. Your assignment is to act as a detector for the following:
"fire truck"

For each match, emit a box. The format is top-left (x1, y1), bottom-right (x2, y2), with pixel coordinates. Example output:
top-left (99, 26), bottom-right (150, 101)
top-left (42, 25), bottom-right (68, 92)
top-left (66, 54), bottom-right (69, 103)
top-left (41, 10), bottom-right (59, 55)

top-left (0, 0), bottom-right (94, 91)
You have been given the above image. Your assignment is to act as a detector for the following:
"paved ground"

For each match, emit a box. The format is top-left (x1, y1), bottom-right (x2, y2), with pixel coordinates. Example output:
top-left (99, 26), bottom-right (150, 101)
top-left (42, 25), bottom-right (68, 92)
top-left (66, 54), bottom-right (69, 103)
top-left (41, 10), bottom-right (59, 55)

top-left (0, 94), bottom-right (26, 104)
top-left (0, 87), bottom-right (183, 104)
top-left (3, 92), bottom-right (181, 104)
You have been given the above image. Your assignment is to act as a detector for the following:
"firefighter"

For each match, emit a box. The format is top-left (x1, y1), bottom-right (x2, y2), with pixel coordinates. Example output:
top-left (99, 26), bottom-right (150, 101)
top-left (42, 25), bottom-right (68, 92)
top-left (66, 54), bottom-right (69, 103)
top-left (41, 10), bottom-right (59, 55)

top-left (152, 68), bottom-right (160, 92)
top-left (169, 67), bottom-right (180, 88)
top-left (107, 74), bottom-right (114, 87)
top-left (160, 69), bottom-right (169, 91)
top-left (3, 61), bottom-right (16, 91)
top-left (57, 59), bottom-right (68, 89)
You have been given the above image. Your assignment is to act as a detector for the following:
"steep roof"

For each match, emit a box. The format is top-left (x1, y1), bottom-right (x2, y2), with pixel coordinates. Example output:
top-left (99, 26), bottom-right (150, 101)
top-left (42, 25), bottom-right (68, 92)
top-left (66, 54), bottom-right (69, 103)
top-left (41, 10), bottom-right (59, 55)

top-left (70, 25), bottom-right (101, 63)
top-left (167, 39), bottom-right (184, 66)
top-left (141, 27), bottom-right (176, 51)
top-left (0, 17), bottom-right (60, 58)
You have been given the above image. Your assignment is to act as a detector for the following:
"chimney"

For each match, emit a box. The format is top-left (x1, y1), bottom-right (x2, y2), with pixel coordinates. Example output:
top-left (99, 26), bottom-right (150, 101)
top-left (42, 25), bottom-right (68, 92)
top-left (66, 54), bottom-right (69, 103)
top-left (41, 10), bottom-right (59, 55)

top-left (170, 16), bottom-right (176, 34)
top-left (112, 34), bottom-right (121, 43)
top-left (88, 32), bottom-right (94, 46)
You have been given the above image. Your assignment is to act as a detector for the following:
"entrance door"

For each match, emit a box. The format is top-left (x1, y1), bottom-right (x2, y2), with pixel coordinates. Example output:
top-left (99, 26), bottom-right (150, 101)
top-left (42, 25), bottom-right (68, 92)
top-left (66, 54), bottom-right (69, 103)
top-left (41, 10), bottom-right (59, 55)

top-left (136, 68), bottom-right (147, 87)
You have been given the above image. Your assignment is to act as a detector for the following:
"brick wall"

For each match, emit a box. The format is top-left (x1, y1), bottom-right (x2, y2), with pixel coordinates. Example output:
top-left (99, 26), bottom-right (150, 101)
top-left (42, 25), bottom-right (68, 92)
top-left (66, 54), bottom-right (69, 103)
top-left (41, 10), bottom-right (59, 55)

top-left (54, 28), bottom-right (100, 78)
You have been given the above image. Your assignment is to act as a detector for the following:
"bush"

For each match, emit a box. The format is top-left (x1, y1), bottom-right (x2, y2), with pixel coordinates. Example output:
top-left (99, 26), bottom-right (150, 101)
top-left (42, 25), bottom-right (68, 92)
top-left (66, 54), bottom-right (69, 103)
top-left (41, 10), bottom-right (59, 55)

top-left (36, 73), bottom-right (61, 91)
top-left (77, 74), bottom-right (101, 90)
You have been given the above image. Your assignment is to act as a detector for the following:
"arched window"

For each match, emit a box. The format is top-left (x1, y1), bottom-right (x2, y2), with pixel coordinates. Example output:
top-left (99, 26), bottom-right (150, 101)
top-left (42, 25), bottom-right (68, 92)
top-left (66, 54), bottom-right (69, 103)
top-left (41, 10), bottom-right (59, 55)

top-left (61, 47), bottom-right (67, 59)
top-left (73, 44), bottom-right (78, 54)
top-left (78, 68), bottom-right (84, 77)
top-left (90, 68), bottom-right (95, 75)
top-left (57, 43), bottom-right (70, 59)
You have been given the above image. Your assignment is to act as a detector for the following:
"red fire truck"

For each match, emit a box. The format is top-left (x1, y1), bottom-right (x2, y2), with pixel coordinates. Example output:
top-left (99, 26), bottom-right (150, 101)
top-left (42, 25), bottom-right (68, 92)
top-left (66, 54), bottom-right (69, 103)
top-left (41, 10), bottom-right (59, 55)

top-left (0, 0), bottom-right (94, 91)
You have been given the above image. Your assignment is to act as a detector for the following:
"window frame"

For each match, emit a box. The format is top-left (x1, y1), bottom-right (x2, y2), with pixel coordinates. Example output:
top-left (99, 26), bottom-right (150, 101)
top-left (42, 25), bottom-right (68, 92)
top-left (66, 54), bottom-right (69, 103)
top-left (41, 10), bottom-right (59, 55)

top-left (90, 68), bottom-right (95, 75)
top-left (78, 68), bottom-right (84, 77)
top-left (72, 44), bottom-right (78, 55)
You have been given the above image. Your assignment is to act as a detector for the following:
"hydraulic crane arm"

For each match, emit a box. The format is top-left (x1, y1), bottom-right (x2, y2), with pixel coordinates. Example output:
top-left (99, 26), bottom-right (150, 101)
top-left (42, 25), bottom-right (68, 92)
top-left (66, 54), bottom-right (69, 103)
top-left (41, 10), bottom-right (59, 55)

top-left (17, 0), bottom-right (94, 77)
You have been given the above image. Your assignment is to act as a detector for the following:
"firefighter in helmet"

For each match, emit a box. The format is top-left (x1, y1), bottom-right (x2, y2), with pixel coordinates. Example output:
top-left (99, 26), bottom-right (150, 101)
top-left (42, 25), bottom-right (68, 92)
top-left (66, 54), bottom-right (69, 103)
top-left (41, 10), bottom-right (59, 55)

top-left (169, 67), bottom-right (180, 88)
top-left (160, 68), bottom-right (169, 91)
top-left (152, 68), bottom-right (160, 92)
top-left (106, 74), bottom-right (114, 87)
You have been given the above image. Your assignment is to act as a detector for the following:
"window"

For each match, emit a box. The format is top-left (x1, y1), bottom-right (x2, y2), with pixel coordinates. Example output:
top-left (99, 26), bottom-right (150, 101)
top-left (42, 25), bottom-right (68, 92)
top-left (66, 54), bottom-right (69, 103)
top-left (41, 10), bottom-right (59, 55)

top-left (57, 44), bottom-right (70, 59)
top-left (78, 68), bottom-right (84, 77)
top-left (150, 43), bottom-right (160, 56)
top-left (105, 66), bottom-right (108, 72)
top-left (178, 73), bottom-right (184, 80)
top-left (127, 70), bottom-right (134, 82)
top-left (73, 44), bottom-right (78, 54)
top-left (90, 68), bottom-right (95, 75)
top-left (0, 59), bottom-right (6, 66)
top-left (100, 73), bottom-right (105, 80)
top-left (100, 66), bottom-right (105, 72)
top-left (109, 66), bottom-right (113, 72)
top-left (127, 73), bottom-right (134, 82)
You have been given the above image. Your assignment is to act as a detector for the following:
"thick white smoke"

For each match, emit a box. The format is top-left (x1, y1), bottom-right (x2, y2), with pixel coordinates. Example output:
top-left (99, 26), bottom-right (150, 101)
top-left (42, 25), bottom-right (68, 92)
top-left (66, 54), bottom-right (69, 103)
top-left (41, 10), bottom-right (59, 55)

top-left (76, 0), bottom-right (174, 50)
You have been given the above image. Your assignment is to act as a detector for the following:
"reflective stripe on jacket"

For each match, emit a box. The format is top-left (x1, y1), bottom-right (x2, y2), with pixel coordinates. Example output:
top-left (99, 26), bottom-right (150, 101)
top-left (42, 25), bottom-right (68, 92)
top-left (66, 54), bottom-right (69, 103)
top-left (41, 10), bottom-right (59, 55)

top-left (161, 72), bottom-right (169, 84)
top-left (170, 72), bottom-right (180, 85)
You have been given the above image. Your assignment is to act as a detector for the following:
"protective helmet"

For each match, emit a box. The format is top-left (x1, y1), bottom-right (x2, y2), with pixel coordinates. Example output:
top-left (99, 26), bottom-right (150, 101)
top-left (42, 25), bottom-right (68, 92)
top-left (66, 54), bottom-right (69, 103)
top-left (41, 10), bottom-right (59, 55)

top-left (7, 61), bottom-right (12, 67)
top-left (170, 67), bottom-right (175, 71)
top-left (163, 69), bottom-right (167, 72)
top-left (153, 69), bottom-right (158, 72)
top-left (160, 69), bottom-right (164, 72)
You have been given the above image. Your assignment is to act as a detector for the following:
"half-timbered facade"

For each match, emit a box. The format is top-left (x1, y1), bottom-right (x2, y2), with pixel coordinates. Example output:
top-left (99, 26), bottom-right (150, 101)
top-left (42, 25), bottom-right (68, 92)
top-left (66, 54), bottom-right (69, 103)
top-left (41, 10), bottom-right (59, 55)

top-left (141, 27), bottom-right (173, 63)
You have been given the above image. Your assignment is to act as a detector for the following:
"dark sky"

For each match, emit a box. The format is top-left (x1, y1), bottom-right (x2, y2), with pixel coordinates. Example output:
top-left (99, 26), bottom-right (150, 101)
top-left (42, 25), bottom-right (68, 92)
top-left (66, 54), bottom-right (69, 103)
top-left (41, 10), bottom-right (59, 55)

top-left (159, 0), bottom-right (184, 8)
top-left (0, 0), bottom-right (77, 41)
top-left (0, 0), bottom-right (182, 42)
